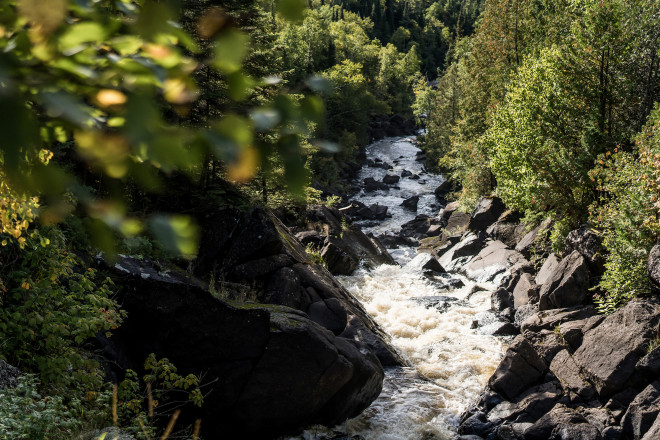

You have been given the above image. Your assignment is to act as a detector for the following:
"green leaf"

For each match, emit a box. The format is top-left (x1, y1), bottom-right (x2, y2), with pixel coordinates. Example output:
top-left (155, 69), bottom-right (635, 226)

top-left (59, 22), bottom-right (108, 51)
top-left (277, 0), bottom-right (307, 22)
top-left (149, 214), bottom-right (199, 258)
top-left (213, 29), bottom-right (249, 73)
top-left (251, 108), bottom-right (281, 131)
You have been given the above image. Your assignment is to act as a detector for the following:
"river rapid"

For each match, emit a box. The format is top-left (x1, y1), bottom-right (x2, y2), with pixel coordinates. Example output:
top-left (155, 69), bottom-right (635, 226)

top-left (291, 136), bottom-right (505, 440)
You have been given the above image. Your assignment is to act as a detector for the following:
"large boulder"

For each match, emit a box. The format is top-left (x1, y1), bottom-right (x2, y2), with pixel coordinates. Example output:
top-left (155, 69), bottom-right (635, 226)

top-left (468, 197), bottom-right (507, 232)
top-left (649, 243), bottom-right (660, 290)
top-left (488, 336), bottom-right (547, 400)
top-left (382, 174), bottom-right (400, 185)
top-left (512, 273), bottom-right (538, 309)
top-left (621, 381), bottom-right (660, 439)
top-left (550, 350), bottom-right (597, 401)
top-left (100, 256), bottom-right (384, 438)
top-left (321, 242), bottom-right (359, 275)
top-left (538, 251), bottom-right (591, 311)
top-left (536, 254), bottom-right (560, 286)
top-left (565, 227), bottom-right (606, 274)
top-left (572, 299), bottom-right (660, 397)
top-left (401, 195), bottom-right (419, 211)
top-left (642, 412), bottom-right (660, 440)
top-left (194, 207), bottom-right (401, 366)
top-left (463, 240), bottom-right (527, 284)
top-left (524, 404), bottom-right (600, 440)
top-left (404, 253), bottom-right (445, 273)
top-left (515, 218), bottom-right (553, 261)
top-left (521, 306), bottom-right (597, 335)
top-left (486, 210), bottom-right (527, 248)
top-left (363, 177), bottom-right (389, 191)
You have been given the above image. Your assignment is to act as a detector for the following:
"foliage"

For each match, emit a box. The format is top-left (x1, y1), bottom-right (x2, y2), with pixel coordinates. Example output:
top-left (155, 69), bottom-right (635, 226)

top-left (590, 105), bottom-right (660, 313)
top-left (0, 374), bottom-right (111, 440)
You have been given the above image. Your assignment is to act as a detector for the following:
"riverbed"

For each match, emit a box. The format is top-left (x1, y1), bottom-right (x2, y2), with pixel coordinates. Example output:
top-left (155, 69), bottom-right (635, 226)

top-left (290, 136), bottom-right (505, 439)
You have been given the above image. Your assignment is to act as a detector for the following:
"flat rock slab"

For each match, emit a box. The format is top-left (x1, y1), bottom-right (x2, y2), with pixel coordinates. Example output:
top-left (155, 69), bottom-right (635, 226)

top-left (550, 349), bottom-right (597, 401)
top-left (573, 299), bottom-right (660, 398)
top-left (464, 240), bottom-right (527, 284)
top-left (489, 336), bottom-right (547, 400)
top-left (621, 381), bottom-right (660, 439)
top-left (539, 251), bottom-right (590, 311)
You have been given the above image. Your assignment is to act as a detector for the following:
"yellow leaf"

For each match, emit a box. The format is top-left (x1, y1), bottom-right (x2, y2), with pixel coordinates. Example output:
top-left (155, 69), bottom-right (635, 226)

top-left (18, 0), bottom-right (67, 36)
top-left (227, 147), bottom-right (259, 183)
top-left (95, 90), bottom-right (127, 108)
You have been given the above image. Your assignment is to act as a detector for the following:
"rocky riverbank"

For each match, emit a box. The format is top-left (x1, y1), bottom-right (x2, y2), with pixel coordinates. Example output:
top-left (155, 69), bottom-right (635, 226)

top-left (409, 194), bottom-right (660, 440)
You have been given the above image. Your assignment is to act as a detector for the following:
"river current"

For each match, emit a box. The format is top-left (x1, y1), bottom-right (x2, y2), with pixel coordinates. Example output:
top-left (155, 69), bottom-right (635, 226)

top-left (290, 136), bottom-right (505, 440)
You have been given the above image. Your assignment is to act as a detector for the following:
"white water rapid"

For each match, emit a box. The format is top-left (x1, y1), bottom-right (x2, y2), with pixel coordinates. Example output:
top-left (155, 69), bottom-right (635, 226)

top-left (289, 136), bottom-right (505, 440)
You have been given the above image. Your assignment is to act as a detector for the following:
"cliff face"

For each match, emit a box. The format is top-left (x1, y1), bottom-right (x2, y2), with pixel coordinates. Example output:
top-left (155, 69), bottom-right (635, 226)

top-left (96, 206), bottom-right (401, 438)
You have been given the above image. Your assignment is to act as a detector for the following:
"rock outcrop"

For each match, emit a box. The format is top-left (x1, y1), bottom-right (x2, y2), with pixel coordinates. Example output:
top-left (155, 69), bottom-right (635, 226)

top-left (99, 255), bottom-right (385, 438)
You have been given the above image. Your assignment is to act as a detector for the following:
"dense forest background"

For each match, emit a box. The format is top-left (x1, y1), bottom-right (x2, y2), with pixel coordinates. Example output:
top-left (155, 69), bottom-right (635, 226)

top-left (0, 0), bottom-right (659, 438)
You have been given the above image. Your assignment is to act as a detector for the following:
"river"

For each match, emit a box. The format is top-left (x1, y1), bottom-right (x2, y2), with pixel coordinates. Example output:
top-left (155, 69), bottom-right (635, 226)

top-left (290, 136), bottom-right (505, 440)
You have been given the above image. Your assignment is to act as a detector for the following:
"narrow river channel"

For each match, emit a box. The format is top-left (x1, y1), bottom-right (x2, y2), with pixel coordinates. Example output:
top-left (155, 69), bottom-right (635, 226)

top-left (292, 136), bottom-right (505, 440)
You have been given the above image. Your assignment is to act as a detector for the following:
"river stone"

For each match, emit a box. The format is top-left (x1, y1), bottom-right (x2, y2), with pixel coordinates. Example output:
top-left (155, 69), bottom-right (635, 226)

top-left (550, 349), bottom-right (597, 401)
top-left (572, 299), bottom-right (660, 398)
top-left (489, 336), bottom-right (547, 400)
top-left (536, 254), bottom-right (560, 286)
top-left (404, 253), bottom-right (445, 273)
top-left (538, 251), bottom-right (590, 311)
top-left (621, 381), bottom-right (660, 439)
top-left (401, 195), bottom-right (419, 211)
top-left (382, 174), bottom-right (400, 184)
top-left (488, 381), bottom-right (563, 424)
top-left (401, 169), bottom-right (413, 177)
top-left (468, 196), bottom-right (507, 232)
top-left (649, 243), bottom-right (660, 290)
top-left (363, 177), bottom-right (389, 191)
top-left (492, 287), bottom-right (514, 312)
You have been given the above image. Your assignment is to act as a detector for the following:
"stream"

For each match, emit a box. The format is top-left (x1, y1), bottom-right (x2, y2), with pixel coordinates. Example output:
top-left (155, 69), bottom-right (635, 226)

top-left (291, 136), bottom-right (505, 440)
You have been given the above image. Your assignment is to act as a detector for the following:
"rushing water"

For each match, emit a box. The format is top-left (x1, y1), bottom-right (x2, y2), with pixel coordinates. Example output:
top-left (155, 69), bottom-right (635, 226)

top-left (290, 136), bottom-right (505, 440)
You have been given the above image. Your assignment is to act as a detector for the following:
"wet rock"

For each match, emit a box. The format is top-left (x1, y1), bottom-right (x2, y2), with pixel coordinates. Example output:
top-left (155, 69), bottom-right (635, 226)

top-left (363, 177), bottom-right (389, 191)
top-left (382, 174), bottom-right (400, 185)
top-left (515, 218), bottom-right (553, 261)
top-left (401, 195), bottom-right (419, 211)
top-left (468, 197), bottom-right (507, 232)
top-left (536, 254), bottom-right (560, 286)
top-left (376, 233), bottom-right (418, 249)
top-left (492, 287), bottom-right (514, 312)
top-left (487, 381), bottom-right (563, 424)
top-left (649, 243), bottom-right (660, 290)
top-left (550, 349), bottom-right (597, 401)
top-left (512, 273), bottom-right (538, 309)
top-left (0, 360), bottom-right (20, 389)
top-left (621, 381), bottom-right (660, 439)
top-left (434, 180), bottom-right (452, 199)
top-left (401, 169), bottom-right (413, 177)
top-left (573, 299), bottom-right (660, 397)
top-left (410, 173), bottom-right (420, 180)
top-left (458, 411), bottom-right (494, 437)
top-left (565, 227), bottom-right (606, 274)
top-left (321, 242), bottom-right (359, 275)
top-left (411, 295), bottom-right (461, 312)
top-left (538, 251), bottom-right (591, 311)
top-left (515, 303), bottom-right (539, 328)
top-left (400, 214), bottom-right (443, 240)
top-left (489, 336), bottom-right (547, 400)
top-left (404, 253), bottom-right (445, 273)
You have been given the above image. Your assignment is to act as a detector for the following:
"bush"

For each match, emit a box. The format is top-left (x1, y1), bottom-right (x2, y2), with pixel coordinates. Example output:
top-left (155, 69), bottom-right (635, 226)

top-left (589, 106), bottom-right (660, 313)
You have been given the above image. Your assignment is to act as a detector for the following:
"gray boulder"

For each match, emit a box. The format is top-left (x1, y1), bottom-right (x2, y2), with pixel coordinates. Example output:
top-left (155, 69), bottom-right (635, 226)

top-left (573, 299), bottom-right (660, 397)
top-left (536, 254), bottom-right (560, 286)
top-left (538, 251), bottom-right (590, 311)
top-left (382, 174), bottom-right (400, 185)
top-left (404, 253), bottom-right (445, 273)
top-left (468, 197), bottom-right (507, 232)
top-left (550, 349), bottom-right (597, 401)
top-left (565, 227), bottom-right (606, 274)
top-left (492, 287), bottom-right (514, 312)
top-left (621, 381), bottom-right (660, 439)
top-left (524, 404), bottom-right (597, 440)
top-left (641, 412), bottom-right (660, 440)
top-left (401, 195), bottom-right (419, 211)
top-left (486, 210), bottom-right (527, 248)
top-left (489, 336), bottom-right (547, 400)
top-left (637, 346), bottom-right (660, 376)
top-left (515, 218), bottom-right (553, 260)
top-left (513, 273), bottom-right (538, 309)
top-left (321, 242), bottom-right (359, 275)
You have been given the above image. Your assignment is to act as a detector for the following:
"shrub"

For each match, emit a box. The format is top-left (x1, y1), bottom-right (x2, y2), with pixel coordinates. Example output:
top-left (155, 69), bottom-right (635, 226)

top-left (589, 106), bottom-right (660, 313)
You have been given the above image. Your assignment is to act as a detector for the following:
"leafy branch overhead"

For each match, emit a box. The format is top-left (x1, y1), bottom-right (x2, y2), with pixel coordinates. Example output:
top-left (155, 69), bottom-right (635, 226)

top-left (0, 0), bottom-right (321, 256)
